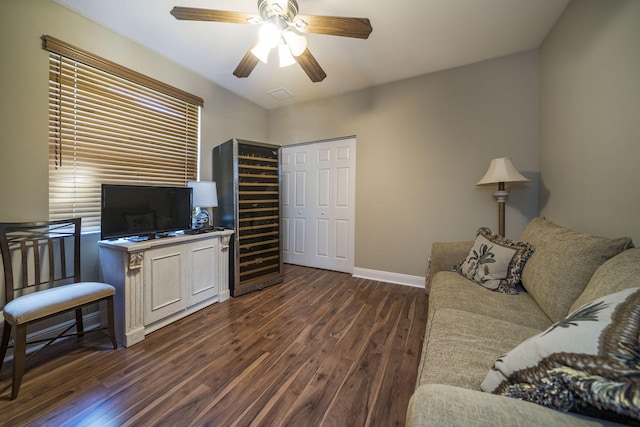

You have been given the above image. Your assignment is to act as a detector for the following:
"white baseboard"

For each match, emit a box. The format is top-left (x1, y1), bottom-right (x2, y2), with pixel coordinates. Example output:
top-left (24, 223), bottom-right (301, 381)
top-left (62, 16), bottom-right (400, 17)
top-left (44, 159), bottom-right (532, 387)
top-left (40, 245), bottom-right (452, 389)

top-left (352, 268), bottom-right (425, 288)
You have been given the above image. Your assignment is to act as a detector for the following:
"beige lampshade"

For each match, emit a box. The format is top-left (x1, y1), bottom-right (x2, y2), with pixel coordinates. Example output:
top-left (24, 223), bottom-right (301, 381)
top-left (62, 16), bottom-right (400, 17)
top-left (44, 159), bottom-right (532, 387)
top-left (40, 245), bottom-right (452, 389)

top-left (476, 157), bottom-right (530, 185)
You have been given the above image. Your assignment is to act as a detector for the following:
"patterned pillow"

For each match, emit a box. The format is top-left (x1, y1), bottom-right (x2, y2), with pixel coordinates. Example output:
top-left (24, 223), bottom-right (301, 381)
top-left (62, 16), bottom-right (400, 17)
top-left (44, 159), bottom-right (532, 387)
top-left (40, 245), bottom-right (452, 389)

top-left (481, 287), bottom-right (640, 424)
top-left (454, 227), bottom-right (534, 294)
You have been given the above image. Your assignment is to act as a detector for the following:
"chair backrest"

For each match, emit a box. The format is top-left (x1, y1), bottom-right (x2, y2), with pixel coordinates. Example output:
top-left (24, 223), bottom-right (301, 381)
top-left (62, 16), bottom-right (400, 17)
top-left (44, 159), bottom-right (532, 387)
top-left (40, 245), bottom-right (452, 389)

top-left (0, 218), bottom-right (82, 305)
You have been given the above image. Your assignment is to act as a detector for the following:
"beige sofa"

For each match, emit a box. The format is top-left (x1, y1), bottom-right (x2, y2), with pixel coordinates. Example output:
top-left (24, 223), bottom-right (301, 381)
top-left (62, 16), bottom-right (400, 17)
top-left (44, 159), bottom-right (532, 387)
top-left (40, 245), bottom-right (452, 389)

top-left (407, 217), bottom-right (639, 426)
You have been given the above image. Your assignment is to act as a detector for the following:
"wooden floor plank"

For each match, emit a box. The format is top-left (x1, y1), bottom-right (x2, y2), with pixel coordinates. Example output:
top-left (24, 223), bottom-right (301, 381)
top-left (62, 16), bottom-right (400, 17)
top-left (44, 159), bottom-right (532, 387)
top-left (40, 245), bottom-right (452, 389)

top-left (0, 264), bottom-right (427, 426)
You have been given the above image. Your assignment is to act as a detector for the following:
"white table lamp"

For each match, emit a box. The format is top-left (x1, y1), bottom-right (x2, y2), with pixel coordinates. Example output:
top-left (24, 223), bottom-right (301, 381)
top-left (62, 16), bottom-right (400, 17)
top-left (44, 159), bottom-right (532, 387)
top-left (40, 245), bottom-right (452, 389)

top-left (187, 181), bottom-right (218, 229)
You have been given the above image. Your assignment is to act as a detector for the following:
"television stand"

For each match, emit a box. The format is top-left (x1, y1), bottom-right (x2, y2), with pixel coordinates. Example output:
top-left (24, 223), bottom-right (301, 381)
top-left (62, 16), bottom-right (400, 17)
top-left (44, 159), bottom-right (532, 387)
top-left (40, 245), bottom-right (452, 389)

top-left (153, 231), bottom-right (176, 239)
top-left (184, 227), bottom-right (226, 235)
top-left (98, 230), bottom-right (234, 347)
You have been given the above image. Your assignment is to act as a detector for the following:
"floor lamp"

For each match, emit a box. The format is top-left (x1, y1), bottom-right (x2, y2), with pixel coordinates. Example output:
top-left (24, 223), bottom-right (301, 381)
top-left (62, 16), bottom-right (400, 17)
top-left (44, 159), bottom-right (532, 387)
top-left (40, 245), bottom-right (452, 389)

top-left (476, 157), bottom-right (530, 237)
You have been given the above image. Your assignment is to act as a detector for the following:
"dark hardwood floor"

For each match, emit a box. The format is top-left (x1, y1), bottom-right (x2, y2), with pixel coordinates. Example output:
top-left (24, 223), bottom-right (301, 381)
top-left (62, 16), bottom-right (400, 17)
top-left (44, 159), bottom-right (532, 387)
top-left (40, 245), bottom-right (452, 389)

top-left (0, 264), bottom-right (427, 427)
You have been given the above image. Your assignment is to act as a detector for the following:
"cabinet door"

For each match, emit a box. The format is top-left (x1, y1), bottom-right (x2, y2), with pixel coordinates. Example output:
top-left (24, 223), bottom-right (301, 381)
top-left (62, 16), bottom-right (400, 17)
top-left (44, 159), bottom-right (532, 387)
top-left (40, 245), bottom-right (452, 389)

top-left (144, 244), bottom-right (186, 325)
top-left (187, 238), bottom-right (218, 306)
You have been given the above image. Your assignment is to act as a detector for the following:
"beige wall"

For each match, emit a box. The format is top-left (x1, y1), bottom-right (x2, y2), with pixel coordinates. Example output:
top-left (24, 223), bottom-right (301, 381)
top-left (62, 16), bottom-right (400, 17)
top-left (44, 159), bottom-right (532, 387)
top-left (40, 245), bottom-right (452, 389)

top-left (0, 0), bottom-right (268, 223)
top-left (8, 1), bottom-right (635, 283)
top-left (269, 51), bottom-right (540, 276)
top-left (540, 0), bottom-right (640, 244)
top-left (0, 0), bottom-right (268, 281)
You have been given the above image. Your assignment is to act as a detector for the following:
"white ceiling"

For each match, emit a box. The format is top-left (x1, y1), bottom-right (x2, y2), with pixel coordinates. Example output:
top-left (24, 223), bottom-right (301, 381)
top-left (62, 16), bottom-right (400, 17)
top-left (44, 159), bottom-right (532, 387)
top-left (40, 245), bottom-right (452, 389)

top-left (52, 0), bottom-right (569, 110)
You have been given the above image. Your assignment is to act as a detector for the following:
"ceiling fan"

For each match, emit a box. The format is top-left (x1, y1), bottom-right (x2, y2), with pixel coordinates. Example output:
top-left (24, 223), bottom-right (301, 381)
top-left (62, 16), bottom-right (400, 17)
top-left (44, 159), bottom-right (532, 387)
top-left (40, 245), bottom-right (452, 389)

top-left (170, 0), bottom-right (372, 82)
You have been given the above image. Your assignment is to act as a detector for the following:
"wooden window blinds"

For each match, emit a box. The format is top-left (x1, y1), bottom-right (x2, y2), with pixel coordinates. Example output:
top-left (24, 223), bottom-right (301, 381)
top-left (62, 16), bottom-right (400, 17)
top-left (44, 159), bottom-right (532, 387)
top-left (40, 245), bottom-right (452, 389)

top-left (45, 36), bottom-right (203, 233)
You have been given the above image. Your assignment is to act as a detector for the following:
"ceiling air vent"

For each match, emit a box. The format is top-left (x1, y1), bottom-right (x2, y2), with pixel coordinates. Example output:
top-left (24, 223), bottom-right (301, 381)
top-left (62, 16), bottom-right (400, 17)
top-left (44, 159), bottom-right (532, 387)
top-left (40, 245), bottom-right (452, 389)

top-left (267, 87), bottom-right (295, 100)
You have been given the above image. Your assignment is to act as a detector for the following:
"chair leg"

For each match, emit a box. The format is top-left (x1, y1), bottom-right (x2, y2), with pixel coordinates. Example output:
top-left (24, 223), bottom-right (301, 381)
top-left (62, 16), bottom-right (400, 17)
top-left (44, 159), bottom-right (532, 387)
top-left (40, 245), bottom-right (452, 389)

top-left (75, 308), bottom-right (85, 338)
top-left (106, 297), bottom-right (118, 350)
top-left (11, 324), bottom-right (27, 400)
top-left (0, 320), bottom-right (12, 371)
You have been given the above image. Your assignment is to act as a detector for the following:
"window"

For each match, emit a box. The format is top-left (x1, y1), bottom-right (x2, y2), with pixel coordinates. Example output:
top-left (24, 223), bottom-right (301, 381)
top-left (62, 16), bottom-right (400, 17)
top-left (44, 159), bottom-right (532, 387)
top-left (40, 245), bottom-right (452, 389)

top-left (45, 36), bottom-right (203, 233)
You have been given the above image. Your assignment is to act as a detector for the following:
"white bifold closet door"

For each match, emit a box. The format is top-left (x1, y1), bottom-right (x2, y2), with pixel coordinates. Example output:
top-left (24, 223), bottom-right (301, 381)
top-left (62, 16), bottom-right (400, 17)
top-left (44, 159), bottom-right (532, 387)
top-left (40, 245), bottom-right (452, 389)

top-left (281, 137), bottom-right (356, 273)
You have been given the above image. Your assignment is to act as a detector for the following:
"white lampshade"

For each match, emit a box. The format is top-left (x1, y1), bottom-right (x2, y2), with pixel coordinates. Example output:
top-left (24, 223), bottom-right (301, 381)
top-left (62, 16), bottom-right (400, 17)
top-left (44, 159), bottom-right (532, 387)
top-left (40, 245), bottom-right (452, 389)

top-left (476, 157), bottom-right (530, 185)
top-left (258, 22), bottom-right (281, 48)
top-left (251, 41), bottom-right (272, 64)
top-left (283, 30), bottom-right (307, 56)
top-left (187, 181), bottom-right (218, 208)
top-left (278, 43), bottom-right (296, 67)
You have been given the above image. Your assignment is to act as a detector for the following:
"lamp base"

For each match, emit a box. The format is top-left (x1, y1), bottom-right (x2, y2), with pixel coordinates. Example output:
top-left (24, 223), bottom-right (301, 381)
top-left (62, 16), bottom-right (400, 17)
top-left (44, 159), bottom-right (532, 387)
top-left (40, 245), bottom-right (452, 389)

top-left (492, 184), bottom-right (509, 237)
top-left (193, 208), bottom-right (211, 229)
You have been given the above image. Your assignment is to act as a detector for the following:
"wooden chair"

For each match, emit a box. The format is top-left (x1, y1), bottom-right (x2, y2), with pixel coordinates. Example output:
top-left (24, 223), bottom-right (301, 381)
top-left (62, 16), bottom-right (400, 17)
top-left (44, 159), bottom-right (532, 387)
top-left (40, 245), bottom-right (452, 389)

top-left (0, 218), bottom-right (117, 399)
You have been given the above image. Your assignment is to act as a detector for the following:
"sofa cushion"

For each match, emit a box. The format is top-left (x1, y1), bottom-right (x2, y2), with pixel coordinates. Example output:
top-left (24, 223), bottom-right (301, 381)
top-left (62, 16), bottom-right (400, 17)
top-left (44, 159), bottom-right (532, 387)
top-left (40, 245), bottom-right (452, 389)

top-left (481, 287), bottom-right (640, 424)
top-left (430, 272), bottom-right (553, 330)
top-left (570, 248), bottom-right (640, 313)
top-left (407, 384), bottom-right (616, 427)
top-left (418, 308), bottom-right (541, 390)
top-left (518, 217), bottom-right (633, 322)
top-left (455, 227), bottom-right (534, 294)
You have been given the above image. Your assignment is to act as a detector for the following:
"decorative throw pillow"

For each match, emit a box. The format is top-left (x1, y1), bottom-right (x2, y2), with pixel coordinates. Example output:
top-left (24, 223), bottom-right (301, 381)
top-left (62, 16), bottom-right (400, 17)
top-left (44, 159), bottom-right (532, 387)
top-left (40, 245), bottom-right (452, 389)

top-left (481, 287), bottom-right (640, 424)
top-left (454, 227), bottom-right (534, 294)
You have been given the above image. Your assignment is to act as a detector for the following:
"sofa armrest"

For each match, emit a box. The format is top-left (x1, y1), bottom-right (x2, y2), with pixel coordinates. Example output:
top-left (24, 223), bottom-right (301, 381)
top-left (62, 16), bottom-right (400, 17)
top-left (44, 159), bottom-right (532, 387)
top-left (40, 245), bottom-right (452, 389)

top-left (425, 241), bottom-right (473, 291)
top-left (430, 240), bottom-right (474, 274)
top-left (407, 384), bottom-right (622, 427)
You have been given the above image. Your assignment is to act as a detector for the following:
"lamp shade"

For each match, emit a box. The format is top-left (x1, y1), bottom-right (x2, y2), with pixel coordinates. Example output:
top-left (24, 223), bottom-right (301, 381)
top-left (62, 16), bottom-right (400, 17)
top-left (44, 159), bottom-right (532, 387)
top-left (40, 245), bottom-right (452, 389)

top-left (258, 22), bottom-right (281, 48)
top-left (476, 157), bottom-right (530, 185)
top-left (283, 30), bottom-right (307, 56)
top-left (251, 41), bottom-right (272, 64)
top-left (187, 181), bottom-right (218, 207)
top-left (278, 43), bottom-right (296, 67)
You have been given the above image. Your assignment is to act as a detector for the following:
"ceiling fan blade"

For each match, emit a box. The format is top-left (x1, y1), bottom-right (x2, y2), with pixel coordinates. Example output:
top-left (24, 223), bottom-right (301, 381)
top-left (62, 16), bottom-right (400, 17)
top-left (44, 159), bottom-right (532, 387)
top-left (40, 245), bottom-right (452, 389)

top-left (233, 43), bottom-right (260, 78)
top-left (170, 7), bottom-right (258, 24)
top-left (295, 15), bottom-right (372, 39)
top-left (295, 48), bottom-right (327, 83)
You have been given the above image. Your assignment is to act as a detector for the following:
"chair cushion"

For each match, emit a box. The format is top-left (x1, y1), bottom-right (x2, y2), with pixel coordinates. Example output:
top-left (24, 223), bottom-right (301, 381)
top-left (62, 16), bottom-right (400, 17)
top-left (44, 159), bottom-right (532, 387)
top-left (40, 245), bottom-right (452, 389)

top-left (3, 282), bottom-right (115, 325)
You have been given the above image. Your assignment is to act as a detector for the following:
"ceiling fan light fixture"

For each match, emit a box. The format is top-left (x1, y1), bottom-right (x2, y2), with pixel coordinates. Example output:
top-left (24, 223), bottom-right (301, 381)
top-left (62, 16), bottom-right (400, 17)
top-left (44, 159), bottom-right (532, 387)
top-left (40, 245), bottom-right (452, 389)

top-left (251, 41), bottom-right (272, 64)
top-left (278, 43), bottom-right (296, 67)
top-left (171, 0), bottom-right (370, 82)
top-left (258, 22), bottom-right (282, 48)
top-left (283, 30), bottom-right (307, 56)
top-left (259, 0), bottom-right (297, 21)
top-left (294, 19), bottom-right (308, 31)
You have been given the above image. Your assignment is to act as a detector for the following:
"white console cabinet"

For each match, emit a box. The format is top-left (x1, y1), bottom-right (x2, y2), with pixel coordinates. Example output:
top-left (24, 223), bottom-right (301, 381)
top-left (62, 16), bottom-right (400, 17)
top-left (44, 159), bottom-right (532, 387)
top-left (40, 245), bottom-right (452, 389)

top-left (98, 231), bottom-right (233, 347)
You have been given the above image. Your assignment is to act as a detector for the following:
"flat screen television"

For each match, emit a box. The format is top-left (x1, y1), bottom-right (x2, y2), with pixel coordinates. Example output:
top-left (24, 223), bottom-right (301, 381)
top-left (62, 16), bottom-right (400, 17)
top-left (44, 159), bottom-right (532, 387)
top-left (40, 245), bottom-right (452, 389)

top-left (101, 184), bottom-right (192, 240)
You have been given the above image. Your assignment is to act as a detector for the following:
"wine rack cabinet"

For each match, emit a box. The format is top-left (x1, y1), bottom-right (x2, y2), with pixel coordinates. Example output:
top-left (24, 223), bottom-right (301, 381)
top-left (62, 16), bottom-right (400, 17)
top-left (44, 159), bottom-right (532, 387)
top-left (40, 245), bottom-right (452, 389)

top-left (213, 139), bottom-right (283, 297)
